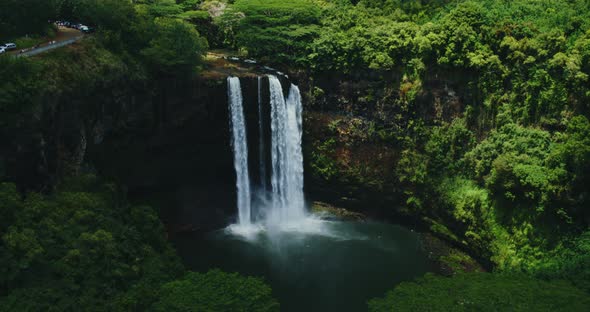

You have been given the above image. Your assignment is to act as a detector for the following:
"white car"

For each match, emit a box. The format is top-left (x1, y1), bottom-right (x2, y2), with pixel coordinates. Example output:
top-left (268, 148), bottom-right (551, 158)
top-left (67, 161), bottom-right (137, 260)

top-left (3, 43), bottom-right (16, 50)
top-left (0, 47), bottom-right (6, 54)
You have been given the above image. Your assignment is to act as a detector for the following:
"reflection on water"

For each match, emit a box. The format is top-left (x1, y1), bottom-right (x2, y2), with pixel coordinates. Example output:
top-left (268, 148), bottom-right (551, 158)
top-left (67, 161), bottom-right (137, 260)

top-left (173, 220), bottom-right (432, 312)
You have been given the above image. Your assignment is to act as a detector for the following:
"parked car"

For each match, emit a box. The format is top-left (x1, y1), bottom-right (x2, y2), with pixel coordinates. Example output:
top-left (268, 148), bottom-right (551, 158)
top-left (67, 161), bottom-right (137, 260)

top-left (3, 43), bottom-right (16, 50)
top-left (0, 47), bottom-right (6, 54)
top-left (80, 26), bottom-right (94, 33)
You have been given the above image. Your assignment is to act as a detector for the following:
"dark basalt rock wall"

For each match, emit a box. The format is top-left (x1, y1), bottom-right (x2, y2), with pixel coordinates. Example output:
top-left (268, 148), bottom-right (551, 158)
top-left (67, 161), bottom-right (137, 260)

top-left (291, 68), bottom-right (471, 220)
top-left (1, 64), bottom-right (297, 231)
top-left (87, 76), bottom-right (262, 231)
top-left (2, 57), bottom-right (470, 231)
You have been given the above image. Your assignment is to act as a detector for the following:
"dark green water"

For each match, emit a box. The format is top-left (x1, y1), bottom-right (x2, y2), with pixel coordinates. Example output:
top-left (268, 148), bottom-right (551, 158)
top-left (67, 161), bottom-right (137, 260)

top-left (173, 220), bottom-right (432, 312)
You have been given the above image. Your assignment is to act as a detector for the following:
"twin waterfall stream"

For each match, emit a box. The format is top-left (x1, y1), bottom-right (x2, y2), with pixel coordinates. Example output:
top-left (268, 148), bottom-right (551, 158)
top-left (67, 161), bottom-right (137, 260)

top-left (227, 75), bottom-right (307, 234)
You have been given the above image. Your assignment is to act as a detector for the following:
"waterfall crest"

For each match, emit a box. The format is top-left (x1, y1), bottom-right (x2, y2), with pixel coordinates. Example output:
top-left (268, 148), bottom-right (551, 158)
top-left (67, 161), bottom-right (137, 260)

top-left (227, 77), bottom-right (252, 225)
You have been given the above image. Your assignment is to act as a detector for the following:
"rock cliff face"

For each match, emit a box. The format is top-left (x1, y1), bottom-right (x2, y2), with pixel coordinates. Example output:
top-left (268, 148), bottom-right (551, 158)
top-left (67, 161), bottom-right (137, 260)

top-left (3, 52), bottom-right (470, 230)
top-left (294, 69), bottom-right (470, 219)
top-left (1, 68), bottom-right (236, 229)
top-left (87, 77), bottom-right (237, 230)
top-left (88, 72), bottom-right (308, 230)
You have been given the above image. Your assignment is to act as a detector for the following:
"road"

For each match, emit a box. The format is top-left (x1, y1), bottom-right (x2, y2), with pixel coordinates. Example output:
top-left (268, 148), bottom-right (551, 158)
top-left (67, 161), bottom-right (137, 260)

top-left (11, 27), bottom-right (84, 58)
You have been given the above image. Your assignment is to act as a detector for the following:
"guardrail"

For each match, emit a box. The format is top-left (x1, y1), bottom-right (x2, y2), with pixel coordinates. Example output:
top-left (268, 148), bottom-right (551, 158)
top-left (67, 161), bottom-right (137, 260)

top-left (14, 35), bottom-right (84, 58)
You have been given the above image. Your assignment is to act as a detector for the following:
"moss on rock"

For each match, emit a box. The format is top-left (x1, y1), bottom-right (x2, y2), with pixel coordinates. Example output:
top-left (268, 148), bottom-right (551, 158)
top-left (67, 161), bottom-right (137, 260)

top-left (311, 201), bottom-right (366, 221)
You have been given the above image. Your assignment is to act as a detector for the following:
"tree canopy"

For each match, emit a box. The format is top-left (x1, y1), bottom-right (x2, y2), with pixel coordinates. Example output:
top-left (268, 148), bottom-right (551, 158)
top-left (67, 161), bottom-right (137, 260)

top-left (0, 175), bottom-right (183, 311)
top-left (151, 270), bottom-right (280, 312)
top-left (369, 272), bottom-right (590, 311)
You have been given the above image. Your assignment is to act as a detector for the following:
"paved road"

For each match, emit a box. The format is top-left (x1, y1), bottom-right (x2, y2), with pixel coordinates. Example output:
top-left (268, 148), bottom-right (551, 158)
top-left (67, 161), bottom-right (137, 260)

top-left (11, 27), bottom-right (84, 58)
top-left (15, 36), bottom-right (84, 57)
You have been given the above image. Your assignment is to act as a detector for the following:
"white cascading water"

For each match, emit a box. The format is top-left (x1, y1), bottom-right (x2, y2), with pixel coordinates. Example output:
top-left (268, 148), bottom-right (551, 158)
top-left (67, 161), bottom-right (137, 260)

top-left (227, 77), bottom-right (252, 226)
top-left (258, 76), bottom-right (267, 193)
top-left (268, 75), bottom-right (306, 225)
top-left (228, 75), bottom-right (320, 236)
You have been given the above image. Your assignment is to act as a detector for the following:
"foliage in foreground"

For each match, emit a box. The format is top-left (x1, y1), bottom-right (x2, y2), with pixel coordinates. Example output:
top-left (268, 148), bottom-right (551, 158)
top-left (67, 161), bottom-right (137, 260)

top-left (151, 270), bottom-right (280, 312)
top-left (0, 175), bottom-right (183, 311)
top-left (369, 273), bottom-right (590, 312)
top-left (0, 175), bottom-right (279, 311)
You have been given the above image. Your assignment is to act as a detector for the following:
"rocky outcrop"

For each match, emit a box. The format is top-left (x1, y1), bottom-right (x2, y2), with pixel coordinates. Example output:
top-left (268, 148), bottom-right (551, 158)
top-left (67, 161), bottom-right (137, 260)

top-left (311, 201), bottom-right (366, 221)
top-left (294, 69), bottom-right (470, 220)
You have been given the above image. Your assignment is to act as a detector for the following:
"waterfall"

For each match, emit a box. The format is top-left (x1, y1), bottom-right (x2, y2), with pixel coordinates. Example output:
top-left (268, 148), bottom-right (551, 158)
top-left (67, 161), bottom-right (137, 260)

top-left (268, 75), bottom-right (306, 224)
top-left (227, 77), bottom-right (252, 225)
top-left (227, 75), bottom-right (310, 234)
top-left (269, 75), bottom-right (287, 211)
top-left (284, 83), bottom-right (305, 219)
top-left (258, 76), bottom-right (267, 192)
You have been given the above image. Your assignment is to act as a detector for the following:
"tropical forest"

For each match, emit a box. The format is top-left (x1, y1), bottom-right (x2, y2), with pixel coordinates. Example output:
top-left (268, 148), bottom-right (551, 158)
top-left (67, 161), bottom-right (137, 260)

top-left (0, 0), bottom-right (589, 311)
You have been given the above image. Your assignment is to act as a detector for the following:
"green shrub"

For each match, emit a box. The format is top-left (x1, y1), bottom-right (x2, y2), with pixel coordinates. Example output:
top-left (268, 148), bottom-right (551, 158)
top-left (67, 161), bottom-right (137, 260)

top-left (151, 270), bottom-right (280, 312)
top-left (219, 0), bottom-right (321, 65)
top-left (0, 174), bottom-right (184, 311)
top-left (369, 273), bottom-right (590, 312)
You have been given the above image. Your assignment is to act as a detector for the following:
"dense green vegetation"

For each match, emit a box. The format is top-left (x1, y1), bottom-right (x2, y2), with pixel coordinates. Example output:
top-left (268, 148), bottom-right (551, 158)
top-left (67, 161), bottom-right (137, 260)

top-left (152, 270), bottom-right (280, 311)
top-left (0, 175), bottom-right (278, 311)
top-left (0, 175), bottom-right (183, 310)
top-left (0, 0), bottom-right (208, 184)
top-left (212, 0), bottom-right (590, 309)
top-left (1, 1), bottom-right (278, 311)
top-left (2, 0), bottom-right (590, 311)
top-left (0, 0), bottom-right (59, 39)
top-left (395, 116), bottom-right (590, 271)
top-left (218, 0), bottom-right (321, 64)
top-left (289, 0), bottom-right (589, 266)
top-left (368, 272), bottom-right (590, 311)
